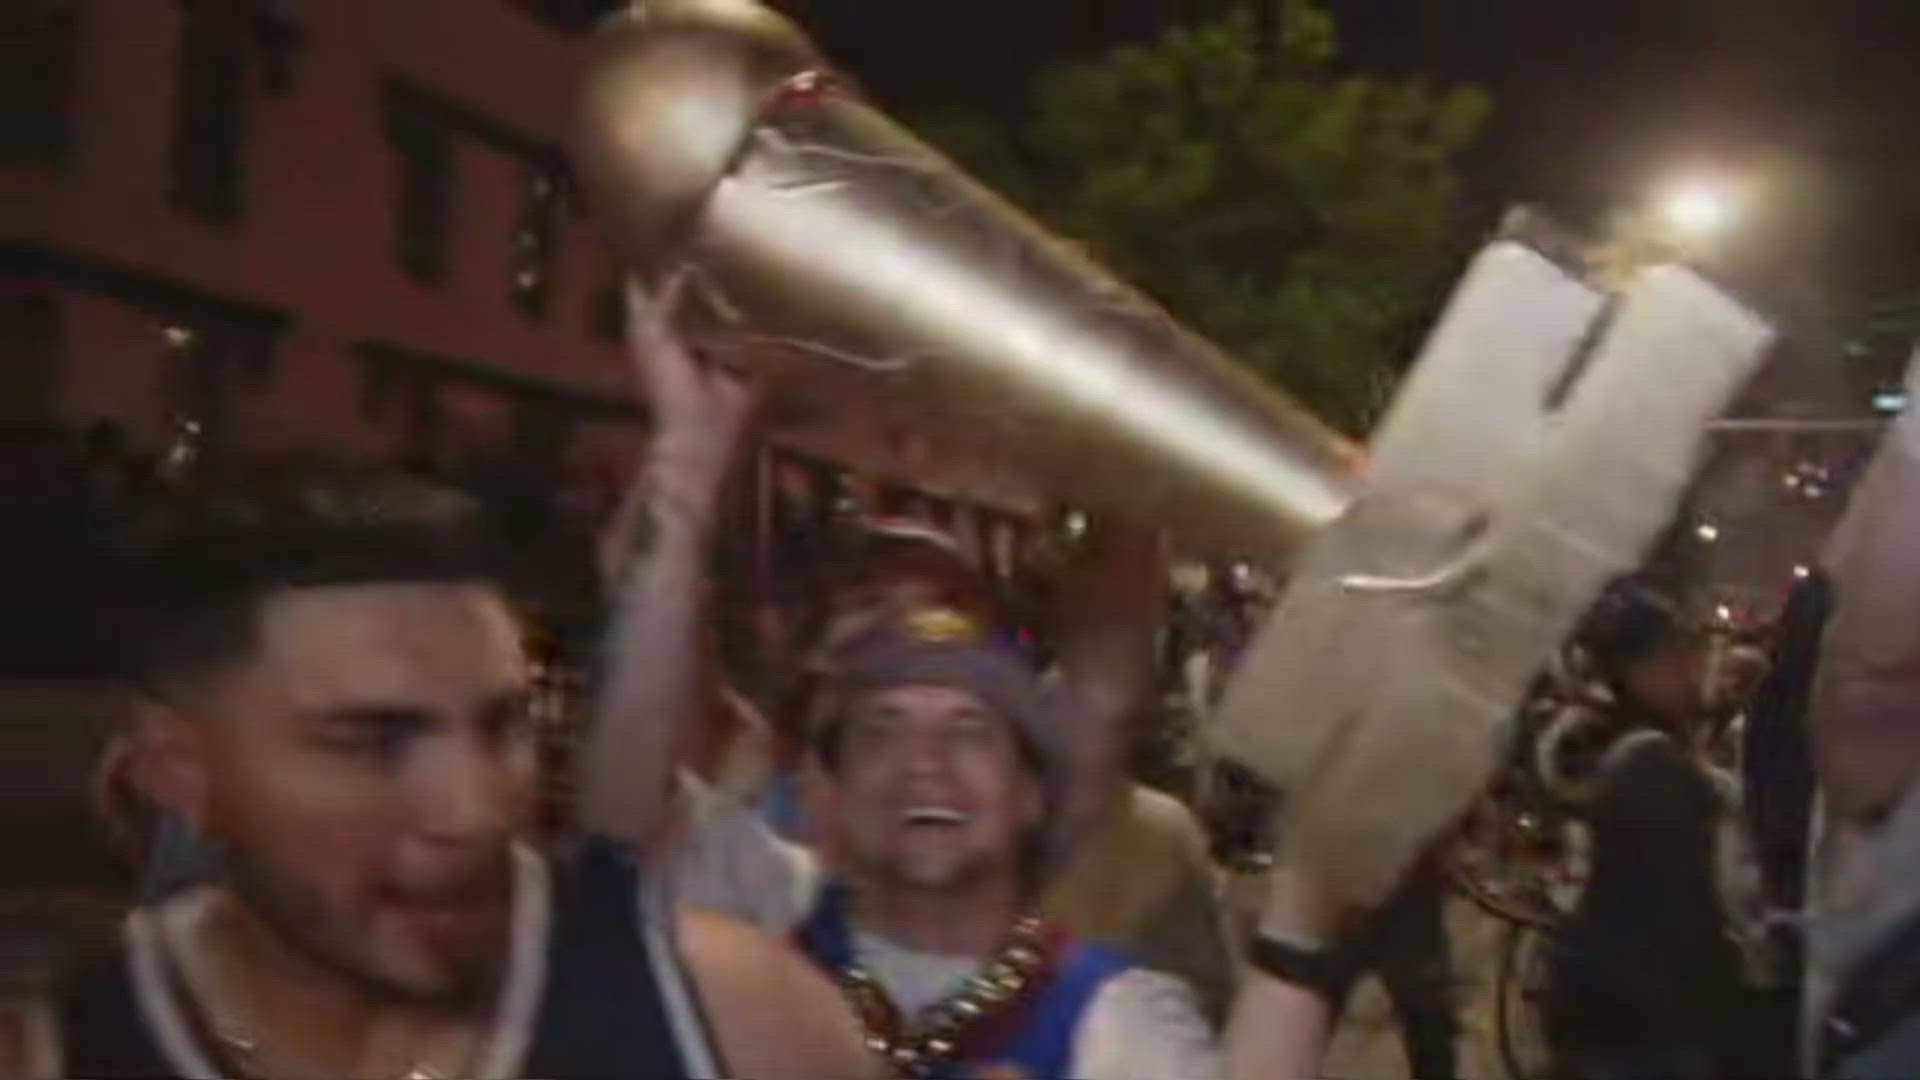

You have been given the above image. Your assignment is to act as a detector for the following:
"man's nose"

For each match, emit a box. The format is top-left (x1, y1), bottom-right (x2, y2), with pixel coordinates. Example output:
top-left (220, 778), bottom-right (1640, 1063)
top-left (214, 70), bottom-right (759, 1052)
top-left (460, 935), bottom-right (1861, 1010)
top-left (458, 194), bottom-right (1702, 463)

top-left (900, 730), bottom-right (955, 778)
top-left (411, 737), bottom-right (521, 848)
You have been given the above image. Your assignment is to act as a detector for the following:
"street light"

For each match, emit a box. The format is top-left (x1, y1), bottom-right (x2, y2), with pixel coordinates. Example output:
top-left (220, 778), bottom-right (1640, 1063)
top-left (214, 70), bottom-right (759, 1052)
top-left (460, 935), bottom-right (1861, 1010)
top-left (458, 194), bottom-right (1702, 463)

top-left (1657, 178), bottom-right (1740, 243)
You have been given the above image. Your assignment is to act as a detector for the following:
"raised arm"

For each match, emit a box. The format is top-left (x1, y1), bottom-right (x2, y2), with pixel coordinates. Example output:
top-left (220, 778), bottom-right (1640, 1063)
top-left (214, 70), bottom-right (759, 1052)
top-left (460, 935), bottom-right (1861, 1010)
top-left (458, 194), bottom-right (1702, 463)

top-left (1221, 868), bottom-right (1344, 1080)
top-left (577, 276), bottom-right (755, 851)
top-left (1049, 519), bottom-right (1169, 846)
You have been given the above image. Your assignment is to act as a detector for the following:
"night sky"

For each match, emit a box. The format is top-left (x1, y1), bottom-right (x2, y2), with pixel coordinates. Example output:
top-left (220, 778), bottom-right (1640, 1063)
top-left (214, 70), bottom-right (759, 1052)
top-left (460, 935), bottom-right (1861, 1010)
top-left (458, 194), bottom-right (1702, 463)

top-left (787, 0), bottom-right (1920, 307)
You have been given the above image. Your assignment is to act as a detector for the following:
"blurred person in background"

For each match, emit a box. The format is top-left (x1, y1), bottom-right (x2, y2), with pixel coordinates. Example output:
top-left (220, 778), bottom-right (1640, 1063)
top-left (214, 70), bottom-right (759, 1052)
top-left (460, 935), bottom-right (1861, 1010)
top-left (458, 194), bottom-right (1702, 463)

top-left (1542, 577), bottom-right (1756, 1080)
top-left (1736, 569), bottom-right (1831, 1069)
top-left (1324, 849), bottom-right (1459, 1080)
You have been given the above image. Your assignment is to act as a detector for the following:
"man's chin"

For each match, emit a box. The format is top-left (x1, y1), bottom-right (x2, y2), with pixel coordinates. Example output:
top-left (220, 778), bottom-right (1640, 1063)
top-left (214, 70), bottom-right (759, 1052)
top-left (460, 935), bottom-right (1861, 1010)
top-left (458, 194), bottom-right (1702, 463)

top-left (218, 860), bottom-right (510, 1011)
top-left (355, 951), bottom-right (502, 1012)
top-left (884, 858), bottom-right (982, 894)
top-left (289, 912), bottom-right (496, 1012)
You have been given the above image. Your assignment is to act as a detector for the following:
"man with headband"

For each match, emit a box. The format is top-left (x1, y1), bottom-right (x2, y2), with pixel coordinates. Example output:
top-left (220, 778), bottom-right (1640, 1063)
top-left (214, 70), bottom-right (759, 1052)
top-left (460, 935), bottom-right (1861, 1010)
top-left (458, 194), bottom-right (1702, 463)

top-left (580, 278), bottom-right (1217, 1078)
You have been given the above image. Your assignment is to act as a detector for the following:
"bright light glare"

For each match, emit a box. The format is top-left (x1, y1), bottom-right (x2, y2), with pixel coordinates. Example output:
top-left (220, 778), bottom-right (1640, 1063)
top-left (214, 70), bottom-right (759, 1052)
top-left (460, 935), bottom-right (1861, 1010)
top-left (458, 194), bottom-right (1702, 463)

top-left (1695, 522), bottom-right (1720, 543)
top-left (1659, 179), bottom-right (1739, 240)
top-left (1793, 564), bottom-right (1812, 580)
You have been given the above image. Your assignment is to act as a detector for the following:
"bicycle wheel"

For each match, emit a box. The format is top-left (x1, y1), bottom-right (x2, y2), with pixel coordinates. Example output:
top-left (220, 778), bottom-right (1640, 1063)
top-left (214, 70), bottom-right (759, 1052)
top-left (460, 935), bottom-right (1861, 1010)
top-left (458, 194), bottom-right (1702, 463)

top-left (1447, 803), bottom-right (1565, 930)
top-left (1495, 923), bottom-right (1558, 1080)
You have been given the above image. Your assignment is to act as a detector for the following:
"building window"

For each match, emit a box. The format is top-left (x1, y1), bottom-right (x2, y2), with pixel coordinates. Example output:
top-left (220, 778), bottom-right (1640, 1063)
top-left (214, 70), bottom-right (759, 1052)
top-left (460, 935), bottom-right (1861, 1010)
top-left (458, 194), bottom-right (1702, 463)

top-left (507, 0), bottom-right (624, 32)
top-left (361, 363), bottom-right (446, 476)
top-left (159, 320), bottom-right (215, 477)
top-left (878, 484), bottom-right (917, 517)
top-left (170, 0), bottom-right (251, 223)
top-left (389, 377), bottom-right (447, 476)
top-left (0, 275), bottom-right (63, 427)
top-left (2, 0), bottom-right (86, 169)
top-left (510, 398), bottom-right (571, 473)
top-left (382, 83), bottom-right (455, 285)
top-left (591, 270), bottom-right (626, 340)
top-left (157, 315), bottom-right (277, 478)
top-left (253, 0), bottom-right (304, 94)
top-left (510, 164), bottom-right (564, 320)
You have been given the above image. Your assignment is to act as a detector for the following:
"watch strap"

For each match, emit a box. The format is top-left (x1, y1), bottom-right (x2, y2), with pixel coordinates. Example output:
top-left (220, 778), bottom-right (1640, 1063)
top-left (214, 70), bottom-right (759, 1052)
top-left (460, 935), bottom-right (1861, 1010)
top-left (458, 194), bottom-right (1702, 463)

top-left (1246, 932), bottom-right (1348, 999)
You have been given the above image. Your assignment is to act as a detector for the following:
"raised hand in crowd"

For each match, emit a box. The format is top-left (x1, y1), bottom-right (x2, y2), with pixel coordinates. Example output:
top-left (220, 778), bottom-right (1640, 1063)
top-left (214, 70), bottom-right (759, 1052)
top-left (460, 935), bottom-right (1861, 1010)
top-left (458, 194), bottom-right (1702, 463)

top-left (597, 273), bottom-right (757, 589)
top-left (582, 272), bottom-right (758, 852)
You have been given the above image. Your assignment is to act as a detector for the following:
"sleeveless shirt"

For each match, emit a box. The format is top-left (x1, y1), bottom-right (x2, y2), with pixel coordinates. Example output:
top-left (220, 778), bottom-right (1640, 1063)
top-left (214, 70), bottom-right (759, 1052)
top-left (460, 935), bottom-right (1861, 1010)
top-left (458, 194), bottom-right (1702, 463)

top-left (53, 841), bottom-right (718, 1079)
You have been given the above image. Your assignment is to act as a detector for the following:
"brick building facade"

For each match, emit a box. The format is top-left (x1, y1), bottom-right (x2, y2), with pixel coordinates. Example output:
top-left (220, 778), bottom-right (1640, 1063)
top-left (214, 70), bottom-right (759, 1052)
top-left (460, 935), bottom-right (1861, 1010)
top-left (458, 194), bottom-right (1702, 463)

top-left (3, 0), bottom-right (1042, 667)
top-left (5, 0), bottom-right (648, 486)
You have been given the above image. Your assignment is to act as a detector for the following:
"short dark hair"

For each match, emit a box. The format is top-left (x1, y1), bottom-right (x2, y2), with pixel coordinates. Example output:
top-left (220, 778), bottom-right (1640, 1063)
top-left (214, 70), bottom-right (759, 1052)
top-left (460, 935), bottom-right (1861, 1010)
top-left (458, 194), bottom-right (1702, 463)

top-left (1574, 573), bottom-right (1687, 686)
top-left (125, 469), bottom-right (502, 697)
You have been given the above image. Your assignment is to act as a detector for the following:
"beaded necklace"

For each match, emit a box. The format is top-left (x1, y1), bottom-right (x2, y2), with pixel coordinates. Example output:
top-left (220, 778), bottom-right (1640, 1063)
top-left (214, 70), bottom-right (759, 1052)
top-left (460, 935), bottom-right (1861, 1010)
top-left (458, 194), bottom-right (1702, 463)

top-left (830, 914), bottom-right (1057, 1078)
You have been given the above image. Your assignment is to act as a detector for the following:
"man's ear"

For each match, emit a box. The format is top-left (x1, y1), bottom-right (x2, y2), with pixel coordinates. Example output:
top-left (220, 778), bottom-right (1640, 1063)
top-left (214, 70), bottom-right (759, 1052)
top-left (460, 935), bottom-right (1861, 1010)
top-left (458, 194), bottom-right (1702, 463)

top-left (130, 693), bottom-right (212, 837)
top-left (1016, 769), bottom-right (1047, 836)
top-left (799, 755), bottom-right (841, 857)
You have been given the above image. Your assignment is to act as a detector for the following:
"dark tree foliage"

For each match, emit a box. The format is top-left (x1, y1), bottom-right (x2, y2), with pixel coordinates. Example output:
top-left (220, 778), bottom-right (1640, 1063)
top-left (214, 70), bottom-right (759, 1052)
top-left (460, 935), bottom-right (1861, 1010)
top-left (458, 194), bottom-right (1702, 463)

top-left (920, 1), bottom-right (1490, 433)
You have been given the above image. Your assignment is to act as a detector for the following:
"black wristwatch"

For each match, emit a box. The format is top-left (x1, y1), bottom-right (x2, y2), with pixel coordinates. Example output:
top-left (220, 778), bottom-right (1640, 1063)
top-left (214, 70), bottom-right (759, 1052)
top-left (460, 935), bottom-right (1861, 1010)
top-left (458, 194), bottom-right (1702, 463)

top-left (1247, 932), bottom-right (1348, 999)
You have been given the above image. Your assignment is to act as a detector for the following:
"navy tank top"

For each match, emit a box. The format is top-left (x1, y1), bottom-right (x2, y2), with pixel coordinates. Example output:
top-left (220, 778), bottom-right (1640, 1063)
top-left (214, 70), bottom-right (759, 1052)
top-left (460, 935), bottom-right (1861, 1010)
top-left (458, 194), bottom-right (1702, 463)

top-left (55, 841), bottom-right (718, 1078)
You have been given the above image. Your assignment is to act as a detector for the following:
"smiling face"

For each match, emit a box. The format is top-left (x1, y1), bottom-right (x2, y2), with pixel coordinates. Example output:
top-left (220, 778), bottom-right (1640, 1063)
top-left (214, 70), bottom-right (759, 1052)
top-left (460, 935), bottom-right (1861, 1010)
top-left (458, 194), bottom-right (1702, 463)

top-left (821, 684), bottom-right (1044, 896)
top-left (150, 581), bottom-right (538, 1008)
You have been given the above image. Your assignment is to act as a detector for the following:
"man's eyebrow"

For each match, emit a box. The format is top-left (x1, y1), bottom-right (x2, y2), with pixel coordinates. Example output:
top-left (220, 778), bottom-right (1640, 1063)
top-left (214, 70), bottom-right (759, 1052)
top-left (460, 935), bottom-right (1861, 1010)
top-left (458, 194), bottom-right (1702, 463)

top-left (302, 704), bottom-right (436, 730)
top-left (476, 686), bottom-right (538, 723)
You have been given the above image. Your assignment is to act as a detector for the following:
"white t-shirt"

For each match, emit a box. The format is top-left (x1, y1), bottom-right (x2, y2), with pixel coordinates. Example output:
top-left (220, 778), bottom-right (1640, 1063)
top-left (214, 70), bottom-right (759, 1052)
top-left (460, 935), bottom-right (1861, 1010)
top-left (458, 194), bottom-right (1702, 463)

top-left (671, 779), bottom-right (1222, 1080)
top-left (670, 774), bottom-right (821, 933)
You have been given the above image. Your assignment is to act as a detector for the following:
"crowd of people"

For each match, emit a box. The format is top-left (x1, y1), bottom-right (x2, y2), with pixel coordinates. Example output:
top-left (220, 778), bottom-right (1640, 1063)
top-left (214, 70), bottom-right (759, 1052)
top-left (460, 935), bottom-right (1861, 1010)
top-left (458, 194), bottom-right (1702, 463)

top-left (4, 272), bottom-right (1920, 1080)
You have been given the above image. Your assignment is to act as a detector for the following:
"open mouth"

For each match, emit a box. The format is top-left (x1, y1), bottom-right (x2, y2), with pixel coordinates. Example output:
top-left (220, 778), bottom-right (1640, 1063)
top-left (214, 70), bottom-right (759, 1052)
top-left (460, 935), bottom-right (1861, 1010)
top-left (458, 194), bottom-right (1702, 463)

top-left (379, 880), bottom-right (509, 945)
top-left (900, 807), bottom-right (969, 827)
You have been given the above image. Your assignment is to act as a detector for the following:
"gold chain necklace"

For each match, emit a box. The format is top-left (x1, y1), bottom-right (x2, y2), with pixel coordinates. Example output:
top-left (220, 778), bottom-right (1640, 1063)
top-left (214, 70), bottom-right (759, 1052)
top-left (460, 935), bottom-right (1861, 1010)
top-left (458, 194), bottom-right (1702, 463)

top-left (207, 1024), bottom-right (477, 1080)
top-left (834, 914), bottom-right (1055, 1078)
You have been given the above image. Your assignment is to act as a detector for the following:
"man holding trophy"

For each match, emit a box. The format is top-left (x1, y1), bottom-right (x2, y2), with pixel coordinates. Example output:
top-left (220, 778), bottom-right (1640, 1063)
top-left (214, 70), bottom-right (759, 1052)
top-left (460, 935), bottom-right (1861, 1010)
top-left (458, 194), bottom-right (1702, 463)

top-left (569, 4), bottom-right (1774, 1080)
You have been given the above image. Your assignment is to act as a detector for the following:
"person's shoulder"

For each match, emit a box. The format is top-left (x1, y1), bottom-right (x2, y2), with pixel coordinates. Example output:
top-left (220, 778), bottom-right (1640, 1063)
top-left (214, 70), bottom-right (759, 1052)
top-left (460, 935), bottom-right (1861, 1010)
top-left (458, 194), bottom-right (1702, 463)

top-left (673, 905), bottom-right (792, 964)
top-left (671, 787), bottom-right (821, 933)
top-left (1125, 784), bottom-right (1213, 855)
top-left (1072, 967), bottom-right (1222, 1080)
top-left (1609, 728), bottom-right (1699, 779)
top-left (674, 908), bottom-right (876, 1080)
top-left (1598, 728), bottom-right (1718, 812)
top-left (1092, 966), bottom-right (1211, 1024)
top-left (1601, 727), bottom-right (1690, 780)
top-left (1128, 784), bottom-right (1194, 823)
